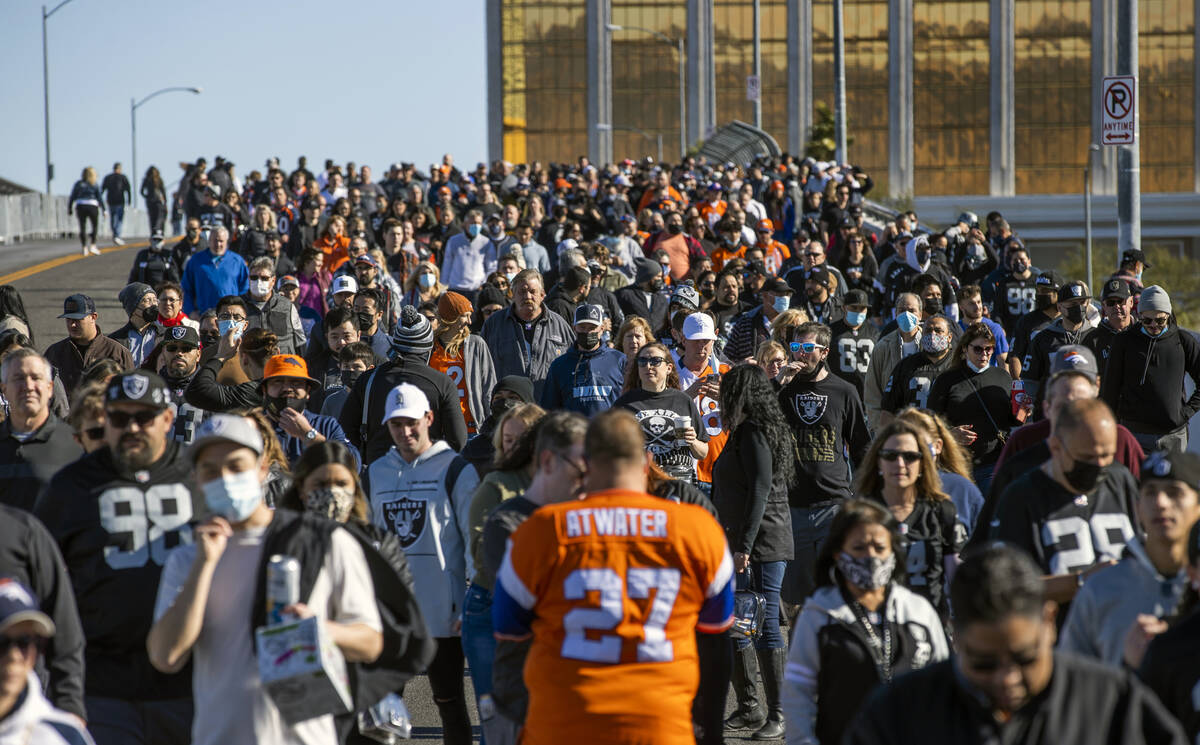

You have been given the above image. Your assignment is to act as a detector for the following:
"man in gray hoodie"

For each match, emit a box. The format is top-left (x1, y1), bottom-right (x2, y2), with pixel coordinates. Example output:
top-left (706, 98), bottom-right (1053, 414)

top-left (1060, 449), bottom-right (1200, 667)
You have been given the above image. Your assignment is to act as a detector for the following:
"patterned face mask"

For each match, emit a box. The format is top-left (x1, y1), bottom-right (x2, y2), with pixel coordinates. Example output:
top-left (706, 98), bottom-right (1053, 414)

top-left (304, 486), bottom-right (356, 523)
top-left (835, 551), bottom-right (896, 590)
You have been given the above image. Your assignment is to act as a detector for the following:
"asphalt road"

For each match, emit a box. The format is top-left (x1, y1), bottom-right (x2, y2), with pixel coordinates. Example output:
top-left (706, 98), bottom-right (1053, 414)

top-left (2, 235), bottom-right (759, 743)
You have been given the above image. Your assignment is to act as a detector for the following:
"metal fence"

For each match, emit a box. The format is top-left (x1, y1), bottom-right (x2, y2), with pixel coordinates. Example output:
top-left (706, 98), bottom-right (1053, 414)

top-left (0, 193), bottom-right (149, 244)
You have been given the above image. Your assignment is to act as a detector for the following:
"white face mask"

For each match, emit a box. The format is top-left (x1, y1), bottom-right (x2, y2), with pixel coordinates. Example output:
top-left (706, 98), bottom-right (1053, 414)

top-left (202, 469), bottom-right (263, 522)
top-left (249, 279), bottom-right (272, 298)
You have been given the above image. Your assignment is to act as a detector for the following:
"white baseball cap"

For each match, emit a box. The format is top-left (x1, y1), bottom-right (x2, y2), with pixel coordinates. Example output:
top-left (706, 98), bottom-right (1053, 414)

top-left (330, 274), bottom-right (358, 296)
top-left (188, 414), bottom-right (265, 465)
top-left (682, 313), bottom-right (718, 341)
top-left (382, 383), bottom-right (431, 424)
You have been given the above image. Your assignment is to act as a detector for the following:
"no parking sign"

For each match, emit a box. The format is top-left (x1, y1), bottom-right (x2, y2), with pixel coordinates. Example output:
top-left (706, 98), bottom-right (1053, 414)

top-left (1101, 75), bottom-right (1136, 146)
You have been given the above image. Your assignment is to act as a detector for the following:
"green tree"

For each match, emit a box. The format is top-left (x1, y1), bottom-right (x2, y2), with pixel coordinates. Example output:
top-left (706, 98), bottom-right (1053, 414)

top-left (1058, 245), bottom-right (1199, 329)
top-left (805, 102), bottom-right (853, 161)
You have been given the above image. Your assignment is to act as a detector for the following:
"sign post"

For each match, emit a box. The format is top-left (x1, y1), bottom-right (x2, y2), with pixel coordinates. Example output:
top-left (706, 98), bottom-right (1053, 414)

top-left (1101, 75), bottom-right (1136, 146)
top-left (745, 75), bottom-right (761, 103)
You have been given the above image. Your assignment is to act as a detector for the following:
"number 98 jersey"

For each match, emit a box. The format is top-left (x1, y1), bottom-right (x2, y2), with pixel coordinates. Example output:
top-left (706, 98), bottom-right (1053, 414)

top-left (35, 441), bottom-right (202, 701)
top-left (494, 489), bottom-right (734, 745)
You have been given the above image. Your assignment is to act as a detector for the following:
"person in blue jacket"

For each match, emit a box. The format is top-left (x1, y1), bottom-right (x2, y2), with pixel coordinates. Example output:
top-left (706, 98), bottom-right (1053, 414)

top-left (538, 304), bottom-right (626, 417)
top-left (181, 226), bottom-right (249, 316)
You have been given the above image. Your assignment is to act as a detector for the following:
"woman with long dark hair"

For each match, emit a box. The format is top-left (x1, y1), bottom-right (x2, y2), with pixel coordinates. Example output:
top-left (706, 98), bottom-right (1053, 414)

top-left (141, 165), bottom-right (167, 235)
top-left (0, 285), bottom-right (33, 346)
top-left (854, 419), bottom-right (965, 618)
top-left (713, 364), bottom-right (794, 739)
top-left (782, 500), bottom-right (948, 745)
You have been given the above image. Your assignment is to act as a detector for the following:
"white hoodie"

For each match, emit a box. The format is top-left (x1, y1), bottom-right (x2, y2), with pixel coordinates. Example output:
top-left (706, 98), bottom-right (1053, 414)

top-left (0, 672), bottom-right (95, 745)
top-left (367, 440), bottom-right (470, 637)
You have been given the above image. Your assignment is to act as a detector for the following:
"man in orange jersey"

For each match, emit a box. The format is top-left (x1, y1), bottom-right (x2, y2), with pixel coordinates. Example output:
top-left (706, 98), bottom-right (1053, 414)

top-left (673, 313), bottom-right (730, 496)
top-left (493, 409), bottom-right (735, 745)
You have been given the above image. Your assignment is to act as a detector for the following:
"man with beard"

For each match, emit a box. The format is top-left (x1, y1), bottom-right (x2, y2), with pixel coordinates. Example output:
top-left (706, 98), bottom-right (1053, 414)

top-left (1084, 278), bottom-right (1134, 365)
top-left (1021, 281), bottom-right (1095, 400)
top-left (258, 354), bottom-right (357, 466)
top-left (880, 314), bottom-right (956, 422)
top-left (800, 266), bottom-right (844, 326)
top-left (109, 283), bottom-right (160, 367)
top-left (989, 244), bottom-right (1040, 336)
top-left (710, 270), bottom-right (748, 346)
top-left (958, 283), bottom-right (1009, 366)
top-left (616, 257), bottom-right (670, 334)
top-left (0, 349), bottom-right (81, 511)
top-left (777, 322), bottom-right (871, 612)
top-left (157, 325), bottom-right (208, 445)
top-left (36, 371), bottom-right (199, 745)
top-left (827, 289), bottom-right (878, 398)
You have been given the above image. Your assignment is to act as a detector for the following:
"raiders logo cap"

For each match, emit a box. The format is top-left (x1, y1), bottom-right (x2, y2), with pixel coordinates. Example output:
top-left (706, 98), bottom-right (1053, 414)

top-left (106, 371), bottom-right (170, 410)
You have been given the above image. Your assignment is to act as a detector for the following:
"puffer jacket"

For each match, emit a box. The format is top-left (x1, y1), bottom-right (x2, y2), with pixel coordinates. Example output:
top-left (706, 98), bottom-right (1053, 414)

top-left (782, 583), bottom-right (949, 745)
top-left (366, 441), bottom-right (469, 637)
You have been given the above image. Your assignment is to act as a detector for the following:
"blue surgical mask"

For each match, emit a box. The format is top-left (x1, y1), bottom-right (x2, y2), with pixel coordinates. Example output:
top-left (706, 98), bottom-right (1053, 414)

top-left (418, 273), bottom-right (437, 289)
top-left (846, 310), bottom-right (867, 327)
top-left (466, 224), bottom-right (482, 238)
top-left (218, 319), bottom-right (236, 336)
top-left (773, 295), bottom-right (791, 314)
top-left (966, 359), bottom-right (988, 374)
top-left (202, 469), bottom-right (263, 522)
top-left (896, 311), bottom-right (920, 334)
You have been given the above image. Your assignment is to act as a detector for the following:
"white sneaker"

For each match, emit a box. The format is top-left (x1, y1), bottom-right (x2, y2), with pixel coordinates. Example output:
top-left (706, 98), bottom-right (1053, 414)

top-left (81, 245), bottom-right (89, 256)
top-left (113, 237), bottom-right (124, 246)
top-left (89, 245), bottom-right (101, 256)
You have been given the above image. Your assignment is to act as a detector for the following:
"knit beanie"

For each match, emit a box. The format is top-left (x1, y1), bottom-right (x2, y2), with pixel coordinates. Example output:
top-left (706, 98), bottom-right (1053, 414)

top-left (634, 257), bottom-right (660, 285)
top-left (119, 283), bottom-right (154, 317)
top-left (1140, 285), bottom-right (1172, 317)
top-left (476, 285), bottom-right (510, 310)
top-left (438, 291), bottom-right (474, 323)
top-left (389, 305), bottom-right (434, 357)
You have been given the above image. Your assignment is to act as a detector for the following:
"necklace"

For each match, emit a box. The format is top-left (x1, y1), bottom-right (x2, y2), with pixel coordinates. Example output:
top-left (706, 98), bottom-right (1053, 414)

top-left (850, 598), bottom-right (893, 683)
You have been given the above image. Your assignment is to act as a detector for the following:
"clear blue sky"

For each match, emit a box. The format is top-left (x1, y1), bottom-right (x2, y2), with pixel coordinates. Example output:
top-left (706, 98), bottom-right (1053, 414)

top-left (1, 0), bottom-right (488, 195)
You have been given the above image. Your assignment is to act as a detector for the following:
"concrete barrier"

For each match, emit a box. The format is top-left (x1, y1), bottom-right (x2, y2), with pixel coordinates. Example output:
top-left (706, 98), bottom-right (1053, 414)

top-left (0, 193), bottom-right (149, 244)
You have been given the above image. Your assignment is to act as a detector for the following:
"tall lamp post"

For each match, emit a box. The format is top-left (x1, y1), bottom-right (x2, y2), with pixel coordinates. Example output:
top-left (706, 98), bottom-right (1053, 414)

top-left (606, 23), bottom-right (686, 160)
top-left (1084, 142), bottom-right (1100, 294)
top-left (42, 0), bottom-right (81, 194)
top-left (131, 87), bottom-right (202, 199)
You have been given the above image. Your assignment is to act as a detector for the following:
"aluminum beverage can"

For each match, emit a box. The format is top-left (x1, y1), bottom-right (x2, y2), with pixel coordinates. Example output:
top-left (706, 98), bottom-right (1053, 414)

top-left (1011, 380), bottom-right (1030, 417)
top-left (267, 554), bottom-right (300, 625)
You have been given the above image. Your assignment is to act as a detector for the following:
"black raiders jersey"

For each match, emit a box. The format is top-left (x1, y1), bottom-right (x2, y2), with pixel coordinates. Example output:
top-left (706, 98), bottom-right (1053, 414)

top-left (990, 465), bottom-right (1138, 576)
top-left (829, 318), bottom-right (879, 398)
top-left (992, 275), bottom-right (1039, 333)
top-left (881, 352), bottom-right (953, 413)
top-left (870, 495), bottom-right (964, 616)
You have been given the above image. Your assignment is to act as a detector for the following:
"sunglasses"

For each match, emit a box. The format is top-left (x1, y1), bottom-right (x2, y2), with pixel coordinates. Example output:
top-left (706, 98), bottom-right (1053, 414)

top-left (803, 252), bottom-right (824, 258)
top-left (105, 409), bottom-right (160, 429)
top-left (249, 275), bottom-right (274, 282)
top-left (637, 356), bottom-right (667, 367)
top-left (880, 449), bottom-right (922, 464)
top-left (789, 341), bottom-right (826, 354)
top-left (1142, 316), bottom-right (1169, 327)
top-left (0, 635), bottom-right (41, 655)
top-left (162, 344), bottom-right (195, 354)
top-left (80, 426), bottom-right (105, 441)
top-left (969, 345), bottom-right (995, 354)
top-left (1103, 298), bottom-right (1127, 308)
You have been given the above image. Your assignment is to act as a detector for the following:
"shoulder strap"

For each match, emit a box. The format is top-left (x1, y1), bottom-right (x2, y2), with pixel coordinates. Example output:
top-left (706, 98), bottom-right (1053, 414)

top-left (444, 455), bottom-right (468, 498)
top-left (360, 368), bottom-right (379, 445)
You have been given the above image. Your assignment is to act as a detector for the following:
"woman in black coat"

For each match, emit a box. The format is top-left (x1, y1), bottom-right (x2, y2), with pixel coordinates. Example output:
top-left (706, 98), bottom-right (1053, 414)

top-left (712, 364), bottom-right (795, 739)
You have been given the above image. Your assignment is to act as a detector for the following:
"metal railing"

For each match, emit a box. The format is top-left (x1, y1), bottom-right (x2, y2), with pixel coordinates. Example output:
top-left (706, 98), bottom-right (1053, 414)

top-left (0, 193), bottom-right (149, 244)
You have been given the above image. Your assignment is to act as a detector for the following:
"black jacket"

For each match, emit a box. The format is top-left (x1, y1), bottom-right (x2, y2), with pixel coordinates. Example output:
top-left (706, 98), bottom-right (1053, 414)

top-left (338, 353), bottom-right (468, 464)
top-left (711, 421), bottom-right (793, 562)
top-left (0, 416), bottom-right (83, 512)
top-left (848, 653), bottom-right (1186, 745)
top-left (1101, 323), bottom-right (1200, 435)
top-left (0, 504), bottom-right (86, 719)
top-left (184, 355), bottom-right (262, 413)
top-left (615, 283), bottom-right (669, 333)
top-left (128, 247), bottom-right (181, 287)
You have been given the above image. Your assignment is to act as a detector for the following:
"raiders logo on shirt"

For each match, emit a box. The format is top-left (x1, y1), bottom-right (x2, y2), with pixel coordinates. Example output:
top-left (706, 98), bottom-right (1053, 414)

top-left (384, 498), bottom-right (427, 548)
top-left (793, 392), bottom-right (828, 425)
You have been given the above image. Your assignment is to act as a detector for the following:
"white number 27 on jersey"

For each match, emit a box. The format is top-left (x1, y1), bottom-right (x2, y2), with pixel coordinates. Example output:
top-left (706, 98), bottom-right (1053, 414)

top-left (561, 567), bottom-right (681, 664)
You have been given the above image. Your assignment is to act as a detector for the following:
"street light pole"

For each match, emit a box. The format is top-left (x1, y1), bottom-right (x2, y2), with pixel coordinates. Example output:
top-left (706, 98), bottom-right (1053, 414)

top-left (42, 0), bottom-right (80, 195)
top-left (832, 0), bottom-right (848, 163)
top-left (607, 23), bottom-right (687, 161)
top-left (130, 87), bottom-right (202, 201)
top-left (752, 0), bottom-right (762, 129)
top-left (1084, 143), bottom-right (1099, 294)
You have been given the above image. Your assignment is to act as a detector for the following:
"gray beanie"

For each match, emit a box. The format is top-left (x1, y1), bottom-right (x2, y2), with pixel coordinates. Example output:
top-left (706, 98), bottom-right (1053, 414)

top-left (1139, 285), bottom-right (1172, 317)
top-left (119, 282), bottom-right (154, 317)
top-left (389, 305), bottom-right (434, 357)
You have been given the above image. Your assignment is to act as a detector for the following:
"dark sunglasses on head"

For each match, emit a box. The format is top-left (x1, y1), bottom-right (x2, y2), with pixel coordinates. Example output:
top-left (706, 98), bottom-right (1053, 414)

top-left (0, 635), bottom-right (41, 655)
top-left (1103, 298), bottom-right (1126, 307)
top-left (637, 356), bottom-right (667, 367)
top-left (879, 449), bottom-right (922, 464)
top-left (105, 409), bottom-right (160, 429)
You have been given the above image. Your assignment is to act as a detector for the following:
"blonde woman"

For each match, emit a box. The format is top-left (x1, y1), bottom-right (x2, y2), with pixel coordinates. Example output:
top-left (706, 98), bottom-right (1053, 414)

top-left (429, 292), bottom-right (497, 436)
top-left (755, 340), bottom-right (789, 383)
top-left (896, 407), bottom-right (984, 539)
top-left (769, 307), bottom-right (811, 348)
top-left (68, 167), bottom-right (103, 255)
top-left (241, 204), bottom-right (278, 257)
top-left (614, 315), bottom-right (653, 360)
top-left (853, 418), bottom-right (965, 618)
top-left (403, 261), bottom-right (445, 306)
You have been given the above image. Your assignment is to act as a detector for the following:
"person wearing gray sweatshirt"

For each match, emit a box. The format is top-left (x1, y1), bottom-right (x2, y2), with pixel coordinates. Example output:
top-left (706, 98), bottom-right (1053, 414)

top-left (1059, 449), bottom-right (1200, 667)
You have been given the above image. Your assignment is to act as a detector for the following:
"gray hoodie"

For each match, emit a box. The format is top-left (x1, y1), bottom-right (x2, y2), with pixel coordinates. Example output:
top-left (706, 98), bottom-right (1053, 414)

top-left (1059, 537), bottom-right (1187, 667)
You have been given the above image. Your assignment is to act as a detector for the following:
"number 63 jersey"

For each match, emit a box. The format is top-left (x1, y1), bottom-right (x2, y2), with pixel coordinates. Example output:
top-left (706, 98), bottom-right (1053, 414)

top-left (34, 441), bottom-right (201, 702)
top-left (493, 489), bottom-right (734, 745)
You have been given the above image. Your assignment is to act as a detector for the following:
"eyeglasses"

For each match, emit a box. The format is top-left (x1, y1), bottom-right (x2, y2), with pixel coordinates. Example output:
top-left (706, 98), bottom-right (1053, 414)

top-left (105, 409), bottom-right (160, 429)
top-left (217, 313), bottom-right (247, 322)
top-left (160, 296), bottom-right (181, 305)
top-left (637, 356), bottom-right (667, 367)
top-left (80, 426), bottom-right (105, 441)
top-left (0, 635), bottom-right (40, 655)
top-left (968, 345), bottom-right (995, 354)
top-left (249, 274), bottom-right (274, 282)
top-left (1142, 315), bottom-right (1170, 328)
top-left (162, 344), bottom-right (195, 355)
top-left (879, 449), bottom-right (922, 464)
top-left (789, 341), bottom-right (826, 354)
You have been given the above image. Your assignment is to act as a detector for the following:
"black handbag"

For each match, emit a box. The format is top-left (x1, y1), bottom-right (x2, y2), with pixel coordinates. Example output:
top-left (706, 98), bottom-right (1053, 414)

top-left (728, 567), bottom-right (767, 640)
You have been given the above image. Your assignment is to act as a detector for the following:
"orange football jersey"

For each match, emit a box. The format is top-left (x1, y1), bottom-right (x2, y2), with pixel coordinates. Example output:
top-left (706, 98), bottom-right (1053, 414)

top-left (497, 489), bottom-right (733, 745)
top-left (428, 343), bottom-right (475, 434)
top-left (694, 360), bottom-right (731, 485)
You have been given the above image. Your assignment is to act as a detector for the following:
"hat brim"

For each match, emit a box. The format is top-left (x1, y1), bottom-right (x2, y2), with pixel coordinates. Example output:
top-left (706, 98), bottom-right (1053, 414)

top-left (684, 332), bottom-right (718, 341)
top-left (0, 610), bottom-right (55, 638)
top-left (58, 312), bottom-right (92, 319)
top-left (382, 407), bottom-right (431, 425)
top-left (188, 434), bottom-right (264, 465)
top-left (259, 374), bottom-right (321, 389)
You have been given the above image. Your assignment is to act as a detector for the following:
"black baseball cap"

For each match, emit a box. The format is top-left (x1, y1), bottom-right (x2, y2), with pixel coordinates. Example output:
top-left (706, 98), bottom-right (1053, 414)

top-left (806, 266), bottom-right (832, 288)
top-left (1102, 278), bottom-right (1131, 300)
top-left (58, 294), bottom-right (96, 319)
top-left (1122, 248), bottom-right (1151, 268)
top-left (1142, 450), bottom-right (1200, 490)
top-left (844, 289), bottom-right (870, 308)
top-left (744, 260), bottom-right (768, 278)
top-left (1035, 270), bottom-right (1065, 291)
top-left (105, 371), bottom-right (171, 410)
top-left (1059, 280), bottom-right (1090, 301)
top-left (160, 325), bottom-right (200, 348)
top-left (765, 278), bottom-right (793, 295)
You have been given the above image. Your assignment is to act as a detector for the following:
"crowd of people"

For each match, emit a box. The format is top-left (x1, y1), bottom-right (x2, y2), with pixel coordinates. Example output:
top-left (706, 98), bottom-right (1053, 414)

top-left (2, 151), bottom-right (1197, 744)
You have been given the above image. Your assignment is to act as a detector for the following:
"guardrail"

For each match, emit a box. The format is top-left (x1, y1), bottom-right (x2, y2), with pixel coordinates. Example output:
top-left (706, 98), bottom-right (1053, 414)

top-left (0, 193), bottom-right (149, 244)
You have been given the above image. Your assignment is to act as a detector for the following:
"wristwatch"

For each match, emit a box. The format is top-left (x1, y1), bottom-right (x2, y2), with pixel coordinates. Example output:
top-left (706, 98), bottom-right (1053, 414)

top-left (304, 429), bottom-right (317, 441)
top-left (1075, 572), bottom-right (1086, 589)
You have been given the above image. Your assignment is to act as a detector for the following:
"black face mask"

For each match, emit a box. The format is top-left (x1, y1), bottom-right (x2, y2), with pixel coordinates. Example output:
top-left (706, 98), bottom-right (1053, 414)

top-left (340, 369), bottom-right (364, 389)
top-left (1036, 293), bottom-right (1056, 311)
top-left (923, 297), bottom-right (942, 316)
top-left (792, 361), bottom-right (824, 382)
top-left (491, 396), bottom-right (519, 420)
top-left (356, 310), bottom-right (375, 332)
top-left (915, 248), bottom-right (931, 265)
top-left (578, 330), bottom-right (602, 350)
top-left (199, 332), bottom-right (219, 347)
top-left (137, 306), bottom-right (158, 326)
top-left (666, 223), bottom-right (683, 235)
top-left (649, 278), bottom-right (665, 292)
top-left (1063, 458), bottom-right (1105, 493)
top-left (1063, 304), bottom-right (1085, 324)
top-left (265, 395), bottom-right (306, 418)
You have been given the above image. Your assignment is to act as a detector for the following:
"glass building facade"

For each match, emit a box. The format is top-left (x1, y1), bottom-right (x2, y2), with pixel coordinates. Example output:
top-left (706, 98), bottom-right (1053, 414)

top-left (493, 0), bottom-right (1197, 195)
